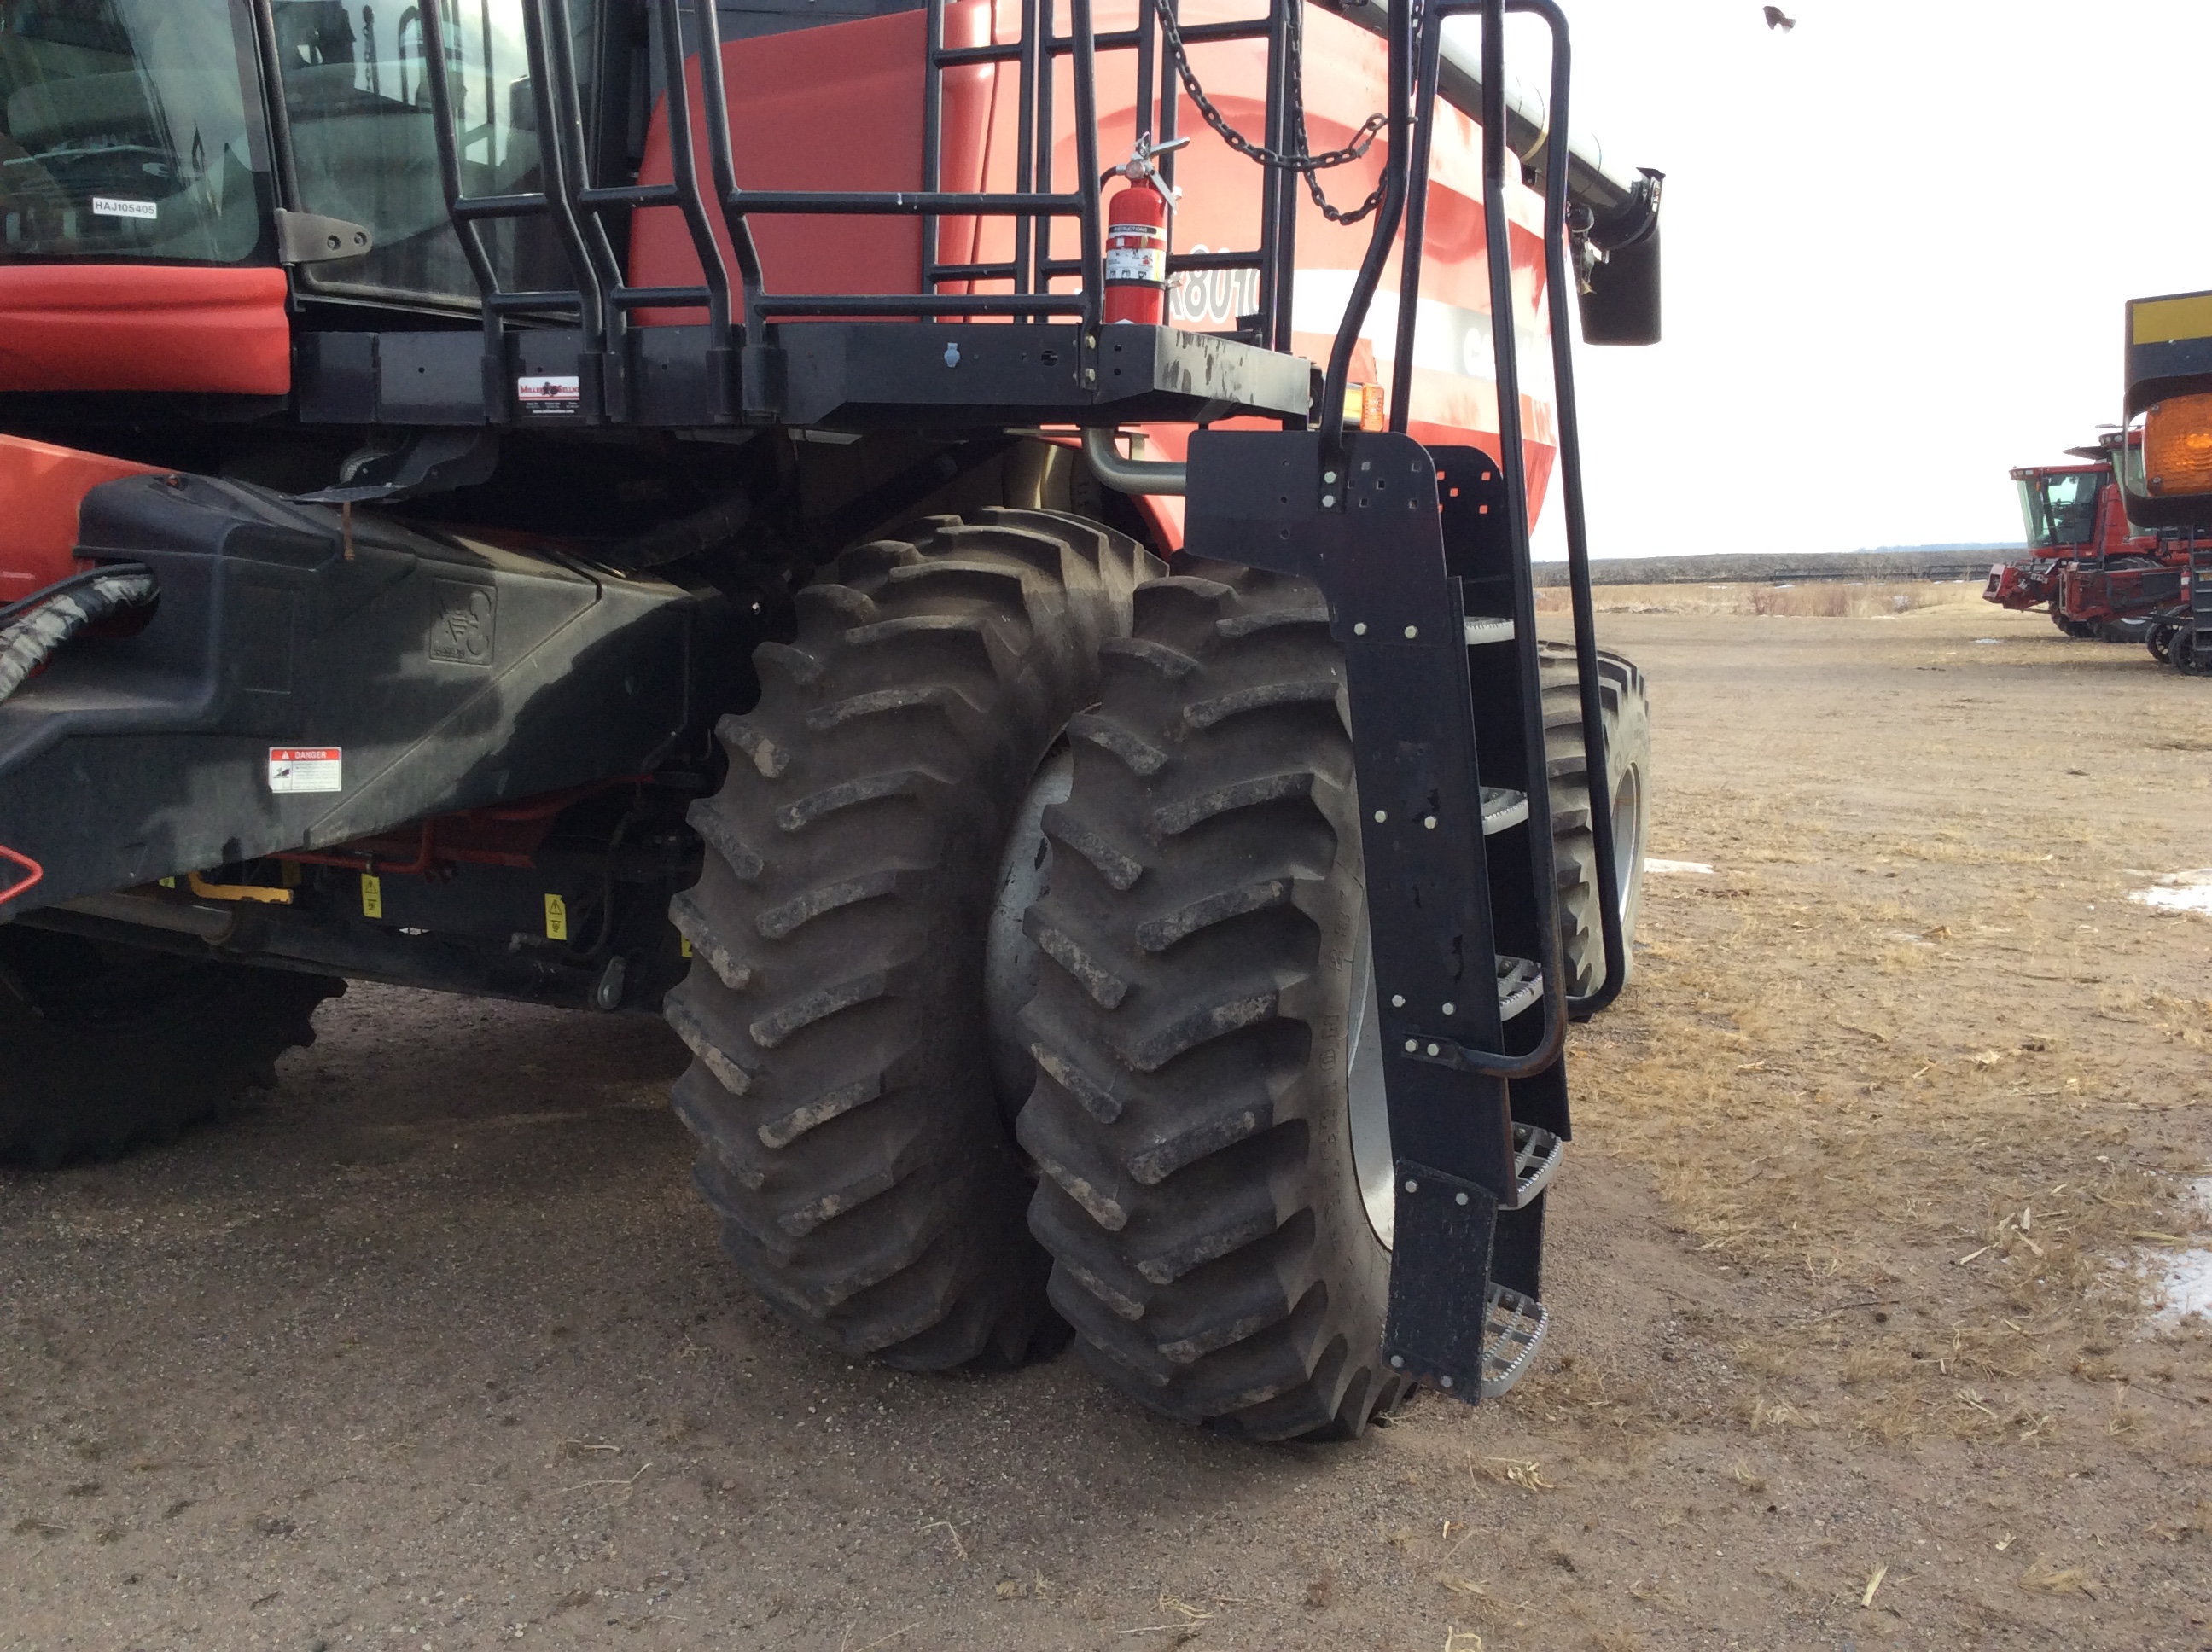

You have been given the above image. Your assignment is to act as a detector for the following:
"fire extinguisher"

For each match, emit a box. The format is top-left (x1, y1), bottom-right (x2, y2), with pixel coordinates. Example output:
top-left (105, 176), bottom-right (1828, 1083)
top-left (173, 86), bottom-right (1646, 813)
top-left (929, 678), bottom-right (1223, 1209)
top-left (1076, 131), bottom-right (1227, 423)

top-left (1103, 135), bottom-right (1188, 326)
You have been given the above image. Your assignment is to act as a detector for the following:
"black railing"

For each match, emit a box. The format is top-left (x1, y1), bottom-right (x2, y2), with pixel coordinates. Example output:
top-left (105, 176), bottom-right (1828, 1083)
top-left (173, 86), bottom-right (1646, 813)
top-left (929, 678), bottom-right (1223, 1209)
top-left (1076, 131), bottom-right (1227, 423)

top-left (416, 0), bottom-right (1301, 423)
top-left (1321, 0), bottom-right (1627, 1067)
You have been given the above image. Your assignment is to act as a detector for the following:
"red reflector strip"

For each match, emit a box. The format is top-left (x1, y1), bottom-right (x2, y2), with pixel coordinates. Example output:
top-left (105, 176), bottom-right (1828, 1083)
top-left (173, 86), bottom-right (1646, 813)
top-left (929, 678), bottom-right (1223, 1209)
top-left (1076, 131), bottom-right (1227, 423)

top-left (0, 843), bottom-right (43, 909)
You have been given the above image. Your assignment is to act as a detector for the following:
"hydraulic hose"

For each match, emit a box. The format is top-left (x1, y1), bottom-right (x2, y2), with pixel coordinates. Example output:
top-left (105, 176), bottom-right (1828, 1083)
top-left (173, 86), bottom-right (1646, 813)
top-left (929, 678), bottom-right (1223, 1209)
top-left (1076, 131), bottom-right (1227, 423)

top-left (0, 564), bottom-right (157, 706)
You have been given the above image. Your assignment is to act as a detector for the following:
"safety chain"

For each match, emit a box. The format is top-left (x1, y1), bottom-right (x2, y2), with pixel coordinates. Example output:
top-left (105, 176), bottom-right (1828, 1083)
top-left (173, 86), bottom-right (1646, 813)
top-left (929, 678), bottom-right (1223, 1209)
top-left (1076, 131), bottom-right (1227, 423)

top-left (1155, 0), bottom-right (1418, 226)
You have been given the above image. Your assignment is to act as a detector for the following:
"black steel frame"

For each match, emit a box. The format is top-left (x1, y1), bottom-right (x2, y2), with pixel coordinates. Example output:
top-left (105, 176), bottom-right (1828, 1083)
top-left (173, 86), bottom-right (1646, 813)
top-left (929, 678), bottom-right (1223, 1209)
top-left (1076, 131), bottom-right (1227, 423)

top-left (410, 0), bottom-right (1307, 423)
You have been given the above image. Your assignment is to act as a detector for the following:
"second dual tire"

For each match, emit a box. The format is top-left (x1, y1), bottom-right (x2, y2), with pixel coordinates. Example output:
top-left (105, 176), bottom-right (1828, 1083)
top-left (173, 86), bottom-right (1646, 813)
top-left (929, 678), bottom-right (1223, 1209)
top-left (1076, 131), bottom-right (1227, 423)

top-left (662, 509), bottom-right (1157, 1370)
top-left (1541, 643), bottom-right (1650, 1001)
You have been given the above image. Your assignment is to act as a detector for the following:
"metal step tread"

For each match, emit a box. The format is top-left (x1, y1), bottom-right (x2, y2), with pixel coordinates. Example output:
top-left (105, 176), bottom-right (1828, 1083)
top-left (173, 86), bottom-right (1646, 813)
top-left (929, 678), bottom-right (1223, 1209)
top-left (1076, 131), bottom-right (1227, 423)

top-left (1496, 954), bottom-right (1544, 1021)
top-left (1508, 1120), bottom-right (1565, 1209)
top-left (1480, 1282), bottom-right (1550, 1398)
top-left (1480, 785), bottom-right (1530, 835)
top-left (1464, 615), bottom-right (1516, 645)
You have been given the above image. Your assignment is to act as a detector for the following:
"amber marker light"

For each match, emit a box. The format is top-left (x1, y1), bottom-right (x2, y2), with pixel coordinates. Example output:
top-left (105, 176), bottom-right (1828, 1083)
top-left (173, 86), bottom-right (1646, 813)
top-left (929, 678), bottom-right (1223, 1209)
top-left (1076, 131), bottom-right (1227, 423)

top-left (1342, 383), bottom-right (1387, 432)
top-left (2143, 393), bottom-right (2212, 495)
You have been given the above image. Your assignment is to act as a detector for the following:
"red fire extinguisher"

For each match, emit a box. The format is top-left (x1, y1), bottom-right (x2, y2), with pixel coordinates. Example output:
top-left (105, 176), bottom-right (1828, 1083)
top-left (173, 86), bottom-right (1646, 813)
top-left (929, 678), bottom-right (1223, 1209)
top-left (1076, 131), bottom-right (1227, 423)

top-left (1103, 136), bottom-right (1188, 326)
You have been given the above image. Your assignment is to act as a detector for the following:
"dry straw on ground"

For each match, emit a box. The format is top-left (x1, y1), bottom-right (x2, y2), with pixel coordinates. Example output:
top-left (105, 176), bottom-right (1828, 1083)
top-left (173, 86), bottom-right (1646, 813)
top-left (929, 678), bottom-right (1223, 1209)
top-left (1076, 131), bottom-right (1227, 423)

top-left (1535, 579), bottom-right (1988, 620)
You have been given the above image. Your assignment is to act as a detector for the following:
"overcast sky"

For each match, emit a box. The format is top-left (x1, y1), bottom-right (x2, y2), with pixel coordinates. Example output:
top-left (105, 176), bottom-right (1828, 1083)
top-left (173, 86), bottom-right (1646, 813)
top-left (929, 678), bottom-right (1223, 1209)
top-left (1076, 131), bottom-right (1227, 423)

top-left (1487, 0), bottom-right (2212, 560)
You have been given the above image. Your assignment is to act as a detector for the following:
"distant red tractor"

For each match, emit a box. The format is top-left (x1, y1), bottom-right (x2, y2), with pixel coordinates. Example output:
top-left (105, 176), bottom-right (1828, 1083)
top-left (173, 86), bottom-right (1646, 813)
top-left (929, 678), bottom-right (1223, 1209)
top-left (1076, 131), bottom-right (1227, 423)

top-left (1985, 436), bottom-right (2197, 647)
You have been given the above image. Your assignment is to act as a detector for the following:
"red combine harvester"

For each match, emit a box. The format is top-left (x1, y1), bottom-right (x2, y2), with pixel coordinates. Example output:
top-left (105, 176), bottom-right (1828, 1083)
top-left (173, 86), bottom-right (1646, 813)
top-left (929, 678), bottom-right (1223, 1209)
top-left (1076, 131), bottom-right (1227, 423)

top-left (1985, 435), bottom-right (2195, 649)
top-left (0, 0), bottom-right (1662, 1437)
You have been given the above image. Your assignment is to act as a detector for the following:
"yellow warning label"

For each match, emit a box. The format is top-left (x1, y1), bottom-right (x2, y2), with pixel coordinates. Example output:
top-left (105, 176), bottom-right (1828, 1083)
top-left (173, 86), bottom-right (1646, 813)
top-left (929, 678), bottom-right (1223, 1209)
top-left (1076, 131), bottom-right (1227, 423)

top-left (544, 892), bottom-right (568, 940)
top-left (360, 872), bottom-right (383, 919)
top-left (2132, 290), bottom-right (2212, 346)
top-left (680, 934), bottom-right (693, 958)
top-left (159, 875), bottom-right (176, 888)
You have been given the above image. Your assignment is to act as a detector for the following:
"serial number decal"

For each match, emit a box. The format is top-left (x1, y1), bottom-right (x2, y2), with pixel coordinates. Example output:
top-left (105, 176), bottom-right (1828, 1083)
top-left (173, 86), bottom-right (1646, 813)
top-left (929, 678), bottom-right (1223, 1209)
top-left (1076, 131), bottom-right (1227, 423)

top-left (92, 196), bottom-right (158, 220)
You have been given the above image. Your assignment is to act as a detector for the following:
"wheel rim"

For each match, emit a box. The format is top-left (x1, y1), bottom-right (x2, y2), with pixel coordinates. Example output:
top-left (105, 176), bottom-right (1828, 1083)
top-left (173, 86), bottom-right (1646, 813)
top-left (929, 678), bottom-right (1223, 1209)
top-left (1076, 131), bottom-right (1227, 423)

top-left (1346, 912), bottom-right (1395, 1248)
top-left (983, 743), bottom-right (1074, 1115)
top-left (1611, 760), bottom-right (1644, 926)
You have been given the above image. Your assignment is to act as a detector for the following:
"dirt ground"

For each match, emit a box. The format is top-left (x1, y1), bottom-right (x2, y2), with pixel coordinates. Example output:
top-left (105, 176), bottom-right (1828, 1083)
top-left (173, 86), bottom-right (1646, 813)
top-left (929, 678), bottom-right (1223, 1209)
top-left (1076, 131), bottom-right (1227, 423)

top-left (5, 593), bottom-right (2210, 1651)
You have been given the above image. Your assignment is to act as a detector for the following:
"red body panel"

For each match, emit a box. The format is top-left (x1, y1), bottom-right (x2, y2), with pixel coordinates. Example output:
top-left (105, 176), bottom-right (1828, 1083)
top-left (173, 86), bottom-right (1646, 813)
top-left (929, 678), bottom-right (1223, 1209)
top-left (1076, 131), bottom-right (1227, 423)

top-left (0, 433), bottom-right (161, 601)
top-left (0, 265), bottom-right (292, 396)
top-left (629, 11), bottom-right (933, 326)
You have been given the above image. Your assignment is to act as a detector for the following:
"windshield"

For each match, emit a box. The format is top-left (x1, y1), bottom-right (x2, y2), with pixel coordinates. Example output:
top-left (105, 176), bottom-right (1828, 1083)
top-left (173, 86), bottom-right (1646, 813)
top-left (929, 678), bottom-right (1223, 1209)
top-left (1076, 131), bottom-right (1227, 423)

top-left (0, 0), bottom-right (268, 264)
top-left (2016, 469), bottom-right (2102, 551)
top-left (274, 0), bottom-right (588, 305)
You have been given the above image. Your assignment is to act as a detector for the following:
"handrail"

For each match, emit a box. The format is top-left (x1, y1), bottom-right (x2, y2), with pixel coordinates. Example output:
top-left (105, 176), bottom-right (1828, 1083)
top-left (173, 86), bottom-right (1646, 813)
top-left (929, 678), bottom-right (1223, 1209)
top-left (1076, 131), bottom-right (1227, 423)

top-left (1387, 0), bottom-right (1623, 1078)
top-left (1083, 428), bottom-right (1187, 494)
top-left (1318, 0), bottom-right (1414, 467)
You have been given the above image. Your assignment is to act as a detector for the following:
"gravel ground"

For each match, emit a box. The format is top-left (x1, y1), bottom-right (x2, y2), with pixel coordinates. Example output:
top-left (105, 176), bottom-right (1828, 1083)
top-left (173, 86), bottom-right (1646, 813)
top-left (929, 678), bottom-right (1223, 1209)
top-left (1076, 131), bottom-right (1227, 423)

top-left (3, 596), bottom-right (2209, 1651)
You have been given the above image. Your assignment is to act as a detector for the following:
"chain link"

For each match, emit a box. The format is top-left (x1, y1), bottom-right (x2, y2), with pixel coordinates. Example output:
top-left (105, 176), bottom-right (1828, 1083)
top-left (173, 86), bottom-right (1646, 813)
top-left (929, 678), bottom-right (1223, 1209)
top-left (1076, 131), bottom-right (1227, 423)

top-left (1155, 1), bottom-right (1413, 227)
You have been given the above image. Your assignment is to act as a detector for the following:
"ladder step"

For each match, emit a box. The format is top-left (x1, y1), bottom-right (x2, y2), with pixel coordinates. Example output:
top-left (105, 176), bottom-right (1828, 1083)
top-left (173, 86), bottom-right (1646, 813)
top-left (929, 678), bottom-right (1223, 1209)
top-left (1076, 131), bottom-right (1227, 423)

top-left (1463, 615), bottom-right (1516, 645)
top-left (1479, 1282), bottom-right (1550, 1398)
top-left (1480, 785), bottom-right (1529, 835)
top-left (1507, 1121), bottom-right (1564, 1209)
top-left (1496, 954), bottom-right (1543, 1021)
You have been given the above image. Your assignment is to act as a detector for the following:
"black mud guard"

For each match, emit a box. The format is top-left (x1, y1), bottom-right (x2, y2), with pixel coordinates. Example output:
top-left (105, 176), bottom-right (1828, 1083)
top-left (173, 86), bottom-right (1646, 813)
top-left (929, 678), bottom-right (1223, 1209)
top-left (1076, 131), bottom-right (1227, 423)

top-left (0, 473), bottom-right (742, 913)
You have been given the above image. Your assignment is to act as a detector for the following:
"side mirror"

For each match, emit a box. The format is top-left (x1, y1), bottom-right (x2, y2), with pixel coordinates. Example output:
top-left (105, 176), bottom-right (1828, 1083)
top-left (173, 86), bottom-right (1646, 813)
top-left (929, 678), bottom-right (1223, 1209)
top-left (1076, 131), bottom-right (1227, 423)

top-left (1575, 170), bottom-right (1662, 348)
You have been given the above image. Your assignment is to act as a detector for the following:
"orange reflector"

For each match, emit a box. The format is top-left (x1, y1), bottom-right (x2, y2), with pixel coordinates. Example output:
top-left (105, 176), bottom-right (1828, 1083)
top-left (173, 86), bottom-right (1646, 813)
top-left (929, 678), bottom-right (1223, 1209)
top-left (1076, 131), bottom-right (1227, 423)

top-left (2144, 393), bottom-right (2212, 495)
top-left (1342, 383), bottom-right (1387, 432)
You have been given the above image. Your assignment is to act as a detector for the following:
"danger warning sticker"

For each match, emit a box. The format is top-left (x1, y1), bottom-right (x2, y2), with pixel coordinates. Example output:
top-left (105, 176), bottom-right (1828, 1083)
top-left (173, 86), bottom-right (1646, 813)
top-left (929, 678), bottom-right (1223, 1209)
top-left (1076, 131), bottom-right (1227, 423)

top-left (269, 747), bottom-right (342, 794)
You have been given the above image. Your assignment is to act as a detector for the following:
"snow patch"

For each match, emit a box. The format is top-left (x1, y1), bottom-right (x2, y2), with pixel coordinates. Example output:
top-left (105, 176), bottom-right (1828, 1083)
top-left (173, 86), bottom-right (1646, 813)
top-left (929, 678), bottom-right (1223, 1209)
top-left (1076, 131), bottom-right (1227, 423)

top-left (2148, 1179), bottom-right (2212, 1329)
top-left (2128, 870), bottom-right (2212, 917)
top-left (1644, 858), bottom-right (1715, 876)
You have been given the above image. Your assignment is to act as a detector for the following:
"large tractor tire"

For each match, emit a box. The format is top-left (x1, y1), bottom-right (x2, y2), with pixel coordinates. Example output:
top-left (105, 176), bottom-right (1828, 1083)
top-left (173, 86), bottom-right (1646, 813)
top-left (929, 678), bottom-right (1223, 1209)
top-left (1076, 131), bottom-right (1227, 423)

top-left (1017, 570), bottom-right (1654, 1438)
top-left (2173, 622), bottom-right (2208, 675)
top-left (0, 928), bottom-right (341, 1168)
top-left (1540, 644), bottom-right (1651, 1001)
top-left (662, 509), bottom-right (1155, 1370)
top-left (1016, 565), bottom-right (1402, 1438)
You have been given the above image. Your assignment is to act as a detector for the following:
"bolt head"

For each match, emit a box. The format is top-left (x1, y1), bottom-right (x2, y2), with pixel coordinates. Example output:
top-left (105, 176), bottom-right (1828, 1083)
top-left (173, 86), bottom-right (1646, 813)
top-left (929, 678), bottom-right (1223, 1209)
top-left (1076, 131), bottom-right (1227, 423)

top-left (1441, 1001), bottom-right (1454, 1015)
top-left (1353, 620), bottom-right (1368, 635)
top-left (1373, 809), bottom-right (1388, 823)
top-left (1389, 1353), bottom-right (1406, 1369)
top-left (1390, 993), bottom-right (1405, 1008)
top-left (1322, 493), bottom-right (1337, 509)
top-left (1323, 470), bottom-right (1338, 484)
top-left (1403, 625), bottom-right (1417, 639)
top-left (1425, 1042), bottom-right (1440, 1056)
top-left (1455, 1191), bottom-right (1469, 1207)
top-left (1403, 1038), bottom-right (1417, 1053)
top-left (1403, 1178), bottom-right (1419, 1193)
top-left (1438, 1374), bottom-right (1454, 1389)
top-left (1423, 815), bottom-right (1438, 830)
